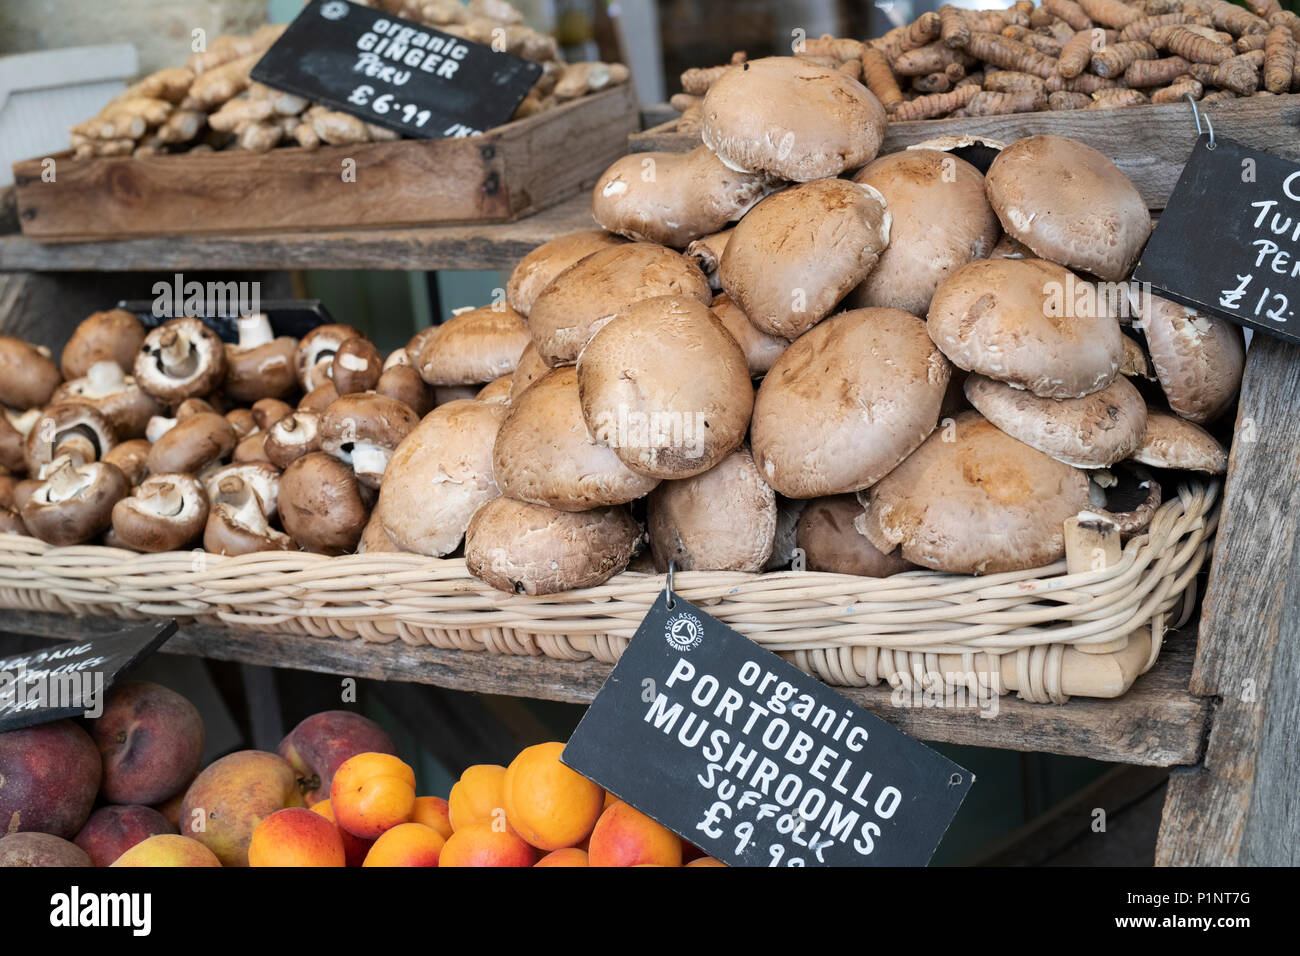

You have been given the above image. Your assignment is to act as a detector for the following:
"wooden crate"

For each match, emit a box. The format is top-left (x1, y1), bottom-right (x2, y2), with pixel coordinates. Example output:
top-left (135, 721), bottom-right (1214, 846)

top-left (10, 82), bottom-right (635, 240)
top-left (632, 94), bottom-right (1300, 210)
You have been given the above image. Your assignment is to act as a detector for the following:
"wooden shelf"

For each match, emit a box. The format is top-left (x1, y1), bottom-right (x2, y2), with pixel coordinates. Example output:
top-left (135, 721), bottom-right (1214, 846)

top-left (0, 193), bottom-right (596, 273)
top-left (0, 608), bottom-right (1210, 768)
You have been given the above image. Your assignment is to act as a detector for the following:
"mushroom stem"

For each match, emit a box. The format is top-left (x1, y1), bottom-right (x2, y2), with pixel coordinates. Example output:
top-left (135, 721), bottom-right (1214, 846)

top-left (84, 360), bottom-right (127, 397)
top-left (146, 416), bottom-right (177, 443)
top-left (44, 458), bottom-right (92, 502)
top-left (350, 443), bottom-right (391, 482)
top-left (157, 328), bottom-right (198, 377)
top-left (54, 433), bottom-right (97, 467)
top-left (139, 480), bottom-right (185, 517)
top-left (236, 313), bottom-right (275, 351)
top-left (5, 408), bottom-right (41, 437)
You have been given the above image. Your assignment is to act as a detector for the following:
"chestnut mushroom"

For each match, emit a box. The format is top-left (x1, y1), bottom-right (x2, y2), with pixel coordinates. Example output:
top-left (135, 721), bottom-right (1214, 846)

top-left (796, 495), bottom-right (916, 577)
top-left (102, 439), bottom-right (151, 487)
top-left (134, 318), bottom-right (227, 403)
top-left (52, 360), bottom-right (162, 440)
top-left (61, 309), bottom-right (147, 380)
top-left (375, 365), bottom-right (434, 417)
top-left (20, 456), bottom-right (130, 546)
top-left (0, 336), bottom-right (62, 410)
top-left (110, 473), bottom-right (209, 552)
top-left (318, 393), bottom-right (419, 489)
top-left (223, 314), bottom-right (298, 403)
top-left (277, 452), bottom-right (369, 554)
top-left (251, 398), bottom-right (293, 432)
top-left (203, 462), bottom-right (281, 520)
top-left (331, 337), bottom-right (384, 395)
top-left (1133, 292), bottom-right (1245, 424)
top-left (295, 324), bottom-right (364, 392)
top-left (24, 402), bottom-right (118, 475)
top-left (264, 410), bottom-right (322, 470)
top-left (506, 229), bottom-right (627, 317)
top-left (204, 474), bottom-right (293, 555)
top-left (416, 305), bottom-right (531, 387)
top-left (145, 412), bottom-right (236, 476)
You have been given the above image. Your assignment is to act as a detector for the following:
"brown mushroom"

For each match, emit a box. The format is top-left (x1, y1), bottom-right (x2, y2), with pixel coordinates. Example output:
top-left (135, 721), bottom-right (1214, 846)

top-left (331, 336), bottom-right (384, 395)
top-left (751, 308), bottom-right (951, 498)
top-left (225, 408), bottom-right (257, 439)
top-left (647, 445), bottom-right (776, 572)
top-left (357, 512), bottom-right (401, 553)
top-left (796, 495), bottom-right (915, 577)
top-left (417, 305), bottom-right (531, 386)
top-left (985, 134), bottom-right (1152, 281)
top-left (52, 361), bottom-right (162, 440)
top-left (264, 411), bottom-right (321, 470)
top-left (298, 382), bottom-right (339, 412)
top-left (102, 439), bottom-right (152, 487)
top-left (134, 318), bottom-right (227, 403)
top-left (527, 242), bottom-right (712, 367)
top-left (577, 295), bottom-right (754, 479)
top-left (318, 393), bottom-right (419, 489)
top-left (145, 412), bottom-right (236, 476)
top-left (476, 376), bottom-right (512, 404)
top-left (278, 452), bottom-right (369, 554)
top-left (507, 342), bottom-right (550, 403)
top-left (1131, 410), bottom-right (1229, 473)
top-left (25, 403), bottom-right (118, 474)
top-left (20, 457), bottom-right (130, 546)
top-left (927, 258), bottom-right (1124, 399)
top-left (465, 497), bottom-right (640, 595)
top-left (709, 293), bottom-right (788, 378)
top-left (110, 473), bottom-right (209, 552)
top-left (0, 413), bottom-right (30, 473)
top-left (203, 474), bottom-right (294, 555)
top-left (0, 336), bottom-right (62, 410)
top-left (493, 366), bottom-right (660, 510)
top-left (251, 397), bottom-right (294, 432)
top-left (685, 229), bottom-right (733, 292)
top-left (375, 365), bottom-right (434, 417)
top-left (719, 179), bottom-right (891, 339)
top-left (203, 462), bottom-right (281, 520)
top-left (701, 57), bottom-right (887, 181)
top-left (233, 431), bottom-right (271, 464)
top-left (1134, 292), bottom-right (1245, 424)
top-left (377, 399), bottom-right (509, 556)
top-left (506, 230), bottom-right (627, 317)
top-left (294, 324), bottom-right (364, 392)
top-left (61, 309), bottom-right (147, 380)
top-left (223, 313), bottom-right (299, 403)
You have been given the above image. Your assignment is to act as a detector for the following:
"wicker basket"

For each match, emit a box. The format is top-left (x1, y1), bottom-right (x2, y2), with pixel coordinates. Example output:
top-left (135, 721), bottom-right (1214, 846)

top-left (0, 481), bottom-right (1219, 704)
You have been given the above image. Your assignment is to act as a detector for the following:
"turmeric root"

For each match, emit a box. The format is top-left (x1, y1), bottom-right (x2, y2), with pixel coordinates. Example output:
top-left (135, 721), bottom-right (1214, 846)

top-left (1124, 55), bottom-right (1194, 85)
top-left (1044, 0), bottom-right (1094, 32)
top-left (1058, 28), bottom-right (1103, 77)
top-left (1151, 77), bottom-right (1205, 101)
top-left (1237, 33), bottom-right (1269, 52)
top-left (1268, 10), bottom-right (1300, 43)
top-left (838, 58), bottom-right (863, 81)
top-left (907, 12), bottom-right (943, 47)
top-left (913, 72), bottom-right (952, 93)
top-left (1154, 25), bottom-right (1235, 63)
top-left (1208, 1), bottom-right (1268, 37)
top-left (1078, 0), bottom-right (1142, 29)
top-left (984, 70), bottom-right (1047, 92)
top-left (1264, 24), bottom-right (1296, 92)
top-left (1048, 89), bottom-right (1094, 108)
top-left (1189, 51), bottom-right (1263, 92)
top-left (1120, 13), bottom-right (1189, 43)
top-left (1002, 26), bottom-right (1065, 57)
top-left (966, 88), bottom-right (1048, 114)
top-left (861, 48), bottom-right (904, 111)
top-left (961, 32), bottom-right (1059, 78)
top-left (893, 41), bottom-right (970, 76)
top-left (800, 35), bottom-right (865, 60)
top-left (680, 64), bottom-right (733, 95)
top-left (1046, 71), bottom-right (1127, 91)
top-left (889, 83), bottom-right (979, 119)
top-left (938, 6), bottom-right (970, 48)
top-left (1092, 40), bottom-right (1158, 77)
top-left (1087, 87), bottom-right (1150, 106)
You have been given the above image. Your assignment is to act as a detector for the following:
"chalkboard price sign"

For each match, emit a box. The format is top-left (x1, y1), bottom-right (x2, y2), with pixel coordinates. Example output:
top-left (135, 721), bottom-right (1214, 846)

top-left (0, 621), bottom-right (177, 732)
top-left (1135, 135), bottom-right (1300, 346)
top-left (563, 594), bottom-right (973, 867)
top-left (251, 0), bottom-right (542, 140)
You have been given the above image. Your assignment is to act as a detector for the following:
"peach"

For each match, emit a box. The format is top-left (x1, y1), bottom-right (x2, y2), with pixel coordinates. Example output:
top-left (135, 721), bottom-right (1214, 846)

top-left (439, 822), bottom-right (536, 867)
top-left (535, 847), bottom-right (589, 867)
top-left (249, 807), bottom-right (346, 867)
top-left (311, 799), bottom-right (374, 867)
top-left (362, 822), bottom-right (445, 867)
top-left (588, 802), bottom-right (683, 867)
top-left (329, 752), bottom-right (415, 839)
top-left (111, 834), bottom-right (221, 867)
top-left (152, 780), bottom-right (192, 829)
top-left (74, 805), bottom-right (174, 867)
top-left (0, 719), bottom-right (101, 838)
top-left (685, 857), bottom-right (727, 867)
top-left (412, 795), bottom-right (453, 840)
top-left (87, 680), bottom-right (204, 805)
top-left (278, 710), bottom-right (396, 805)
top-left (179, 750), bottom-right (304, 867)
top-left (503, 742), bottom-right (604, 851)
top-left (0, 832), bottom-right (92, 867)
top-left (447, 764), bottom-right (509, 832)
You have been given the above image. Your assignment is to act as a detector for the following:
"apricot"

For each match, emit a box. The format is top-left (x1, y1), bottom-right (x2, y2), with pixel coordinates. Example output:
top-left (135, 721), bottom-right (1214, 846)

top-left (75, 805), bottom-right (174, 867)
top-left (311, 799), bottom-right (374, 867)
top-left (0, 719), bottom-right (101, 838)
top-left (587, 802), bottom-right (682, 867)
top-left (362, 822), bottom-right (445, 867)
top-left (278, 710), bottom-right (396, 805)
top-left (412, 795), bottom-right (453, 840)
top-left (686, 857), bottom-right (727, 867)
top-left (439, 822), bottom-right (536, 867)
top-left (0, 832), bottom-right (91, 867)
top-left (329, 752), bottom-right (416, 839)
top-left (249, 807), bottom-right (346, 867)
top-left (448, 764), bottom-right (509, 832)
top-left (179, 750), bottom-right (304, 867)
top-left (503, 742), bottom-right (604, 851)
top-left (111, 834), bottom-right (221, 867)
top-left (535, 847), bottom-right (589, 867)
top-left (88, 680), bottom-right (204, 805)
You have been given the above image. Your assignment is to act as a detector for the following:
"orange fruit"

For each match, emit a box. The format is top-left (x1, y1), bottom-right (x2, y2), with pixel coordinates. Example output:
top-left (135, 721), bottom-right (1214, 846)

top-left (587, 802), bottom-right (682, 867)
top-left (362, 822), bottom-right (445, 867)
top-left (311, 799), bottom-right (375, 867)
top-left (412, 796), bottom-right (454, 840)
top-left (439, 822), bottom-right (536, 867)
top-left (535, 847), bottom-right (589, 867)
top-left (448, 764), bottom-right (509, 832)
top-left (329, 752), bottom-right (416, 839)
top-left (503, 742), bottom-right (605, 851)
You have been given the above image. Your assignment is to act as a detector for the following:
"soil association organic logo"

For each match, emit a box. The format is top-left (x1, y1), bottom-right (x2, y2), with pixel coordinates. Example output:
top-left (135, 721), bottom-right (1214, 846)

top-left (665, 611), bottom-right (704, 652)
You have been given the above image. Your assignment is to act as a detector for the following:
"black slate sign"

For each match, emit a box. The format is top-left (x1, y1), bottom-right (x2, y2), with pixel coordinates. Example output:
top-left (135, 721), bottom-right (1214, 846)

top-left (563, 594), bottom-right (973, 867)
top-left (1135, 135), bottom-right (1300, 345)
top-left (0, 621), bottom-right (177, 732)
top-left (251, 0), bottom-right (542, 139)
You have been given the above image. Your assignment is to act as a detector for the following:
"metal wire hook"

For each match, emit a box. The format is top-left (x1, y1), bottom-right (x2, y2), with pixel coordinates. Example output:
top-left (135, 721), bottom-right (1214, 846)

top-left (1186, 94), bottom-right (1215, 150)
top-left (664, 560), bottom-right (676, 610)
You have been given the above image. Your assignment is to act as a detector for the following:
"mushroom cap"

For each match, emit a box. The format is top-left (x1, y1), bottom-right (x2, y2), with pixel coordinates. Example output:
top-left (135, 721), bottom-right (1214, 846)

top-left (701, 57), bottom-right (887, 181)
top-left (964, 373), bottom-right (1149, 468)
top-left (52, 361), bottom-right (163, 441)
top-left (527, 242), bottom-right (712, 367)
top-left (685, 228), bottom-right (733, 291)
top-left (203, 473), bottom-right (293, 556)
top-left (417, 305), bottom-right (531, 386)
top-left (493, 366), bottom-right (660, 510)
top-left (110, 473), bottom-right (209, 552)
top-left (847, 149), bottom-right (1001, 317)
top-left (295, 324), bottom-right (364, 391)
top-left (857, 412), bottom-right (1092, 574)
top-left (25, 402), bottom-right (118, 475)
top-left (985, 134), bottom-right (1152, 282)
top-left (233, 431), bottom-right (271, 464)
top-left (506, 230), bottom-right (627, 317)
top-left (591, 145), bottom-right (770, 248)
top-left (21, 458), bottom-right (130, 546)
top-left (358, 512), bottom-right (401, 553)
top-left (719, 178), bottom-right (891, 339)
top-left (0, 416), bottom-right (28, 473)
top-left (377, 399), bottom-right (508, 556)
top-left (133, 318), bottom-right (227, 403)
top-left (298, 382), bottom-right (339, 412)
top-left (476, 375), bottom-right (513, 404)
top-left (1137, 293), bottom-right (1245, 424)
top-left (647, 444), bottom-right (776, 572)
top-left (709, 293), bottom-right (788, 377)
top-left (318, 392), bottom-right (420, 488)
top-left (264, 410), bottom-right (321, 470)
top-left (278, 452), bottom-right (369, 554)
top-left (102, 439), bottom-right (151, 487)
top-left (1120, 333), bottom-right (1154, 380)
top-left (223, 337), bottom-right (298, 404)
top-left (465, 497), bottom-right (640, 595)
top-left (251, 398), bottom-right (294, 432)
top-left (375, 365), bottom-right (434, 418)
top-left (1131, 410), bottom-right (1229, 473)
top-left (926, 257), bottom-right (1124, 398)
top-left (202, 461), bottom-right (281, 519)
top-left (225, 408), bottom-right (257, 439)
top-left (578, 295), bottom-right (754, 479)
top-left (508, 342), bottom-right (550, 403)
top-left (145, 412), bottom-right (236, 476)
top-left (330, 337), bottom-right (384, 395)
top-left (61, 309), bottom-right (146, 380)
top-left (795, 495), bottom-right (915, 577)
top-left (0, 335), bottom-right (63, 410)
top-left (752, 308), bottom-right (951, 498)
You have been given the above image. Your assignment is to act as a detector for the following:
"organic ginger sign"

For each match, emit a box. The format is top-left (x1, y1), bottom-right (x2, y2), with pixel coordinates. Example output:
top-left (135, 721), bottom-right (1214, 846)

top-left (564, 594), bottom-right (972, 867)
top-left (251, 0), bottom-right (541, 139)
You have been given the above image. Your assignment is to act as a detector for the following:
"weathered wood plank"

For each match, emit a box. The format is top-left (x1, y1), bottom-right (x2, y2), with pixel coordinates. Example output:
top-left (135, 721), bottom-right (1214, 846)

top-left (10, 84), bottom-right (633, 240)
top-left (1157, 335), bottom-right (1300, 866)
top-left (0, 192), bottom-right (597, 273)
top-left (0, 608), bottom-right (1209, 766)
top-left (629, 94), bottom-right (1300, 211)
